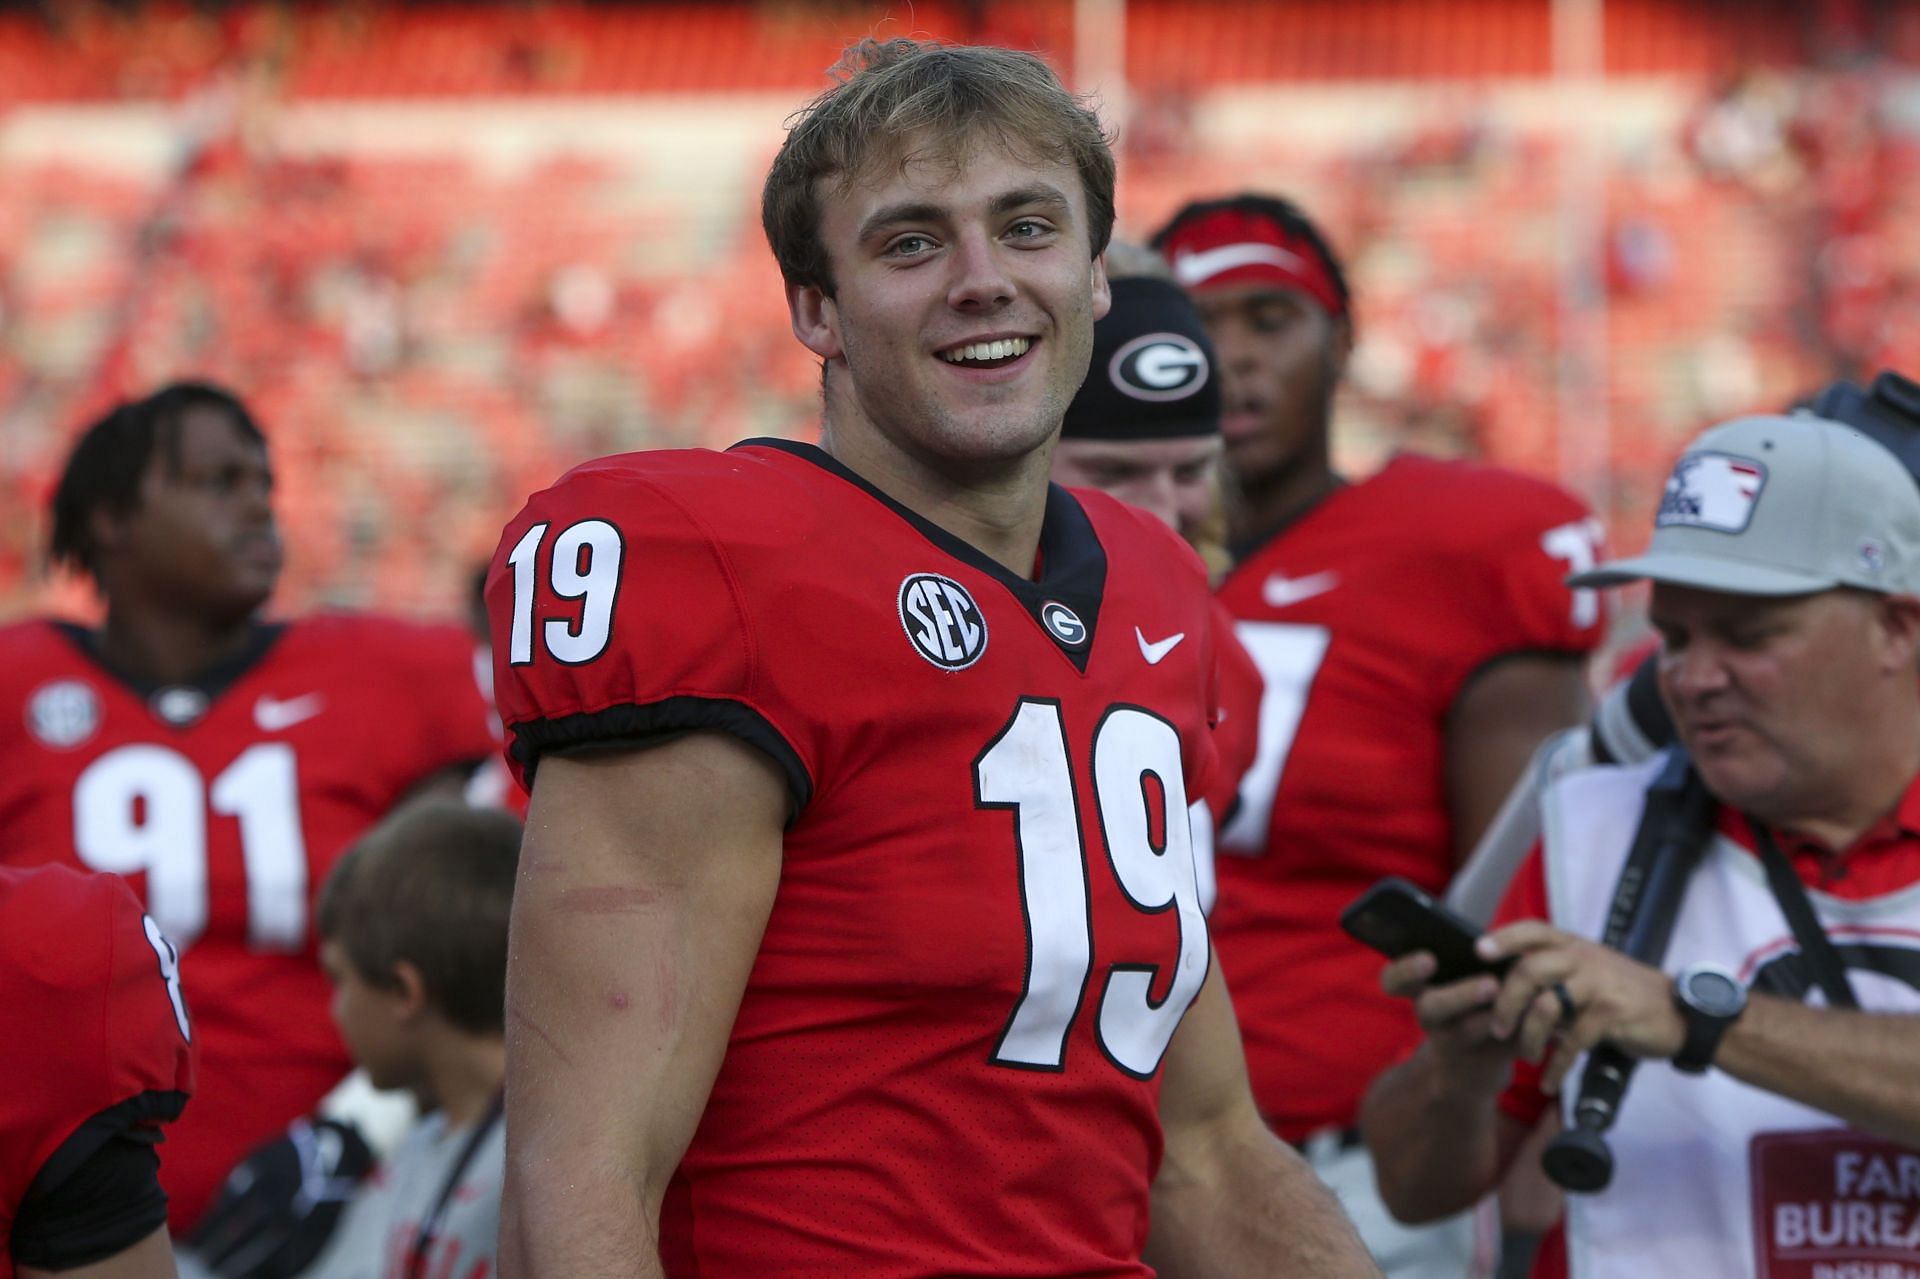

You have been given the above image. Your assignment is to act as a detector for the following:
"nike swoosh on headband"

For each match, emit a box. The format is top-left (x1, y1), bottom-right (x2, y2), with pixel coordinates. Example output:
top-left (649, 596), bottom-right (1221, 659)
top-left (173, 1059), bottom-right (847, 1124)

top-left (1172, 242), bottom-right (1313, 287)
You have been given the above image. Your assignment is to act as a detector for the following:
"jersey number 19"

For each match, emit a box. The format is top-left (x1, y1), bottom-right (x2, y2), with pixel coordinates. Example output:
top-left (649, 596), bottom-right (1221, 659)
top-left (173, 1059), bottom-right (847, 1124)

top-left (977, 699), bottom-right (1209, 1079)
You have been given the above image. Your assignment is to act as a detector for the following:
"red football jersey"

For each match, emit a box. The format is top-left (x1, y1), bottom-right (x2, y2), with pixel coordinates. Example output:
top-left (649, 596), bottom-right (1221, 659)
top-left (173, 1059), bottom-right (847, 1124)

top-left (0, 864), bottom-right (195, 1278)
top-left (0, 614), bottom-right (496, 1230)
top-left (490, 440), bottom-right (1224, 1279)
top-left (1204, 598), bottom-right (1264, 830)
top-left (463, 639), bottom-right (531, 819)
top-left (1210, 454), bottom-right (1605, 1141)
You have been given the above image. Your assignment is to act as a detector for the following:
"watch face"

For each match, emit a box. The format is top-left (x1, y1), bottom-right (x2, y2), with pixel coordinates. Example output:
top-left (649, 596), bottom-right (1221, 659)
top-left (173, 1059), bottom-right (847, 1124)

top-left (1684, 967), bottom-right (1745, 1017)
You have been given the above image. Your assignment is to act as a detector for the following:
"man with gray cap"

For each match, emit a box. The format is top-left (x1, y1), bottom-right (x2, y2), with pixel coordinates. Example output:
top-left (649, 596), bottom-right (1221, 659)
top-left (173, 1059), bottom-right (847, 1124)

top-left (1360, 411), bottom-right (1920, 1279)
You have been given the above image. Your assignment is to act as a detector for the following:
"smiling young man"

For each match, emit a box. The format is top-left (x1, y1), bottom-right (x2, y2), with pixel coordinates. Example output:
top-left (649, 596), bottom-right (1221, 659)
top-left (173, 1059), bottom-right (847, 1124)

top-left (487, 39), bottom-right (1374, 1279)
top-left (0, 382), bottom-right (497, 1231)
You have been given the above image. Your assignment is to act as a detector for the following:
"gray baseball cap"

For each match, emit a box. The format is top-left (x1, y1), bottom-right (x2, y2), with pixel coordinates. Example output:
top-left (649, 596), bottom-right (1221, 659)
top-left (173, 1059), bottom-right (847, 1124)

top-left (1570, 413), bottom-right (1920, 596)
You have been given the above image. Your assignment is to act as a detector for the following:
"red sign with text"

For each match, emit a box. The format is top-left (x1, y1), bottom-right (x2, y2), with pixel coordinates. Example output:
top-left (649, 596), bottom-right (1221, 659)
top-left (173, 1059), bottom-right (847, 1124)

top-left (1753, 1130), bottom-right (1920, 1279)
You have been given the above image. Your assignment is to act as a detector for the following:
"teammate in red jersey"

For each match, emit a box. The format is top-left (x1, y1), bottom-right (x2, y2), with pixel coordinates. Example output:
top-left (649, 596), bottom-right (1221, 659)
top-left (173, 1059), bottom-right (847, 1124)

top-left (1152, 194), bottom-right (1606, 1274)
top-left (488, 39), bottom-right (1375, 1279)
top-left (1, 863), bottom-right (195, 1279)
top-left (0, 382), bottom-right (498, 1231)
top-left (1048, 248), bottom-right (1263, 895)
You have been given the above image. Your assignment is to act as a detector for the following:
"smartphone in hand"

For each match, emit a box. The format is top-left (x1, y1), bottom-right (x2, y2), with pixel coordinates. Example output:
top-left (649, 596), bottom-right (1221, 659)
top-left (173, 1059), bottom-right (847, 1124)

top-left (1340, 877), bottom-right (1515, 986)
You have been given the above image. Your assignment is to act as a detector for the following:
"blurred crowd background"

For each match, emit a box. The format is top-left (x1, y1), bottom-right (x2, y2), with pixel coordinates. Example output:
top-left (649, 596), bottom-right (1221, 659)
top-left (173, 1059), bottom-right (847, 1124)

top-left (3, 0), bottom-right (1919, 625)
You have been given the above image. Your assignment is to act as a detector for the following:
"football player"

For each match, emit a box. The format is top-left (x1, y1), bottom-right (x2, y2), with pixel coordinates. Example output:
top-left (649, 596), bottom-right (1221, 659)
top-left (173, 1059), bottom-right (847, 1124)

top-left (1, 863), bottom-right (195, 1279)
top-left (1049, 250), bottom-right (1263, 897)
top-left (0, 382), bottom-right (498, 1231)
top-left (1152, 194), bottom-right (1607, 1273)
top-left (487, 39), bottom-right (1376, 1279)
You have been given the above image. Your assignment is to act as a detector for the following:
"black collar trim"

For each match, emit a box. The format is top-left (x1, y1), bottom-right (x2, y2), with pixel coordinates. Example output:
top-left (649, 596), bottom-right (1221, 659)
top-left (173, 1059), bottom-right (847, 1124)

top-left (54, 621), bottom-right (289, 720)
top-left (738, 438), bottom-right (1109, 673)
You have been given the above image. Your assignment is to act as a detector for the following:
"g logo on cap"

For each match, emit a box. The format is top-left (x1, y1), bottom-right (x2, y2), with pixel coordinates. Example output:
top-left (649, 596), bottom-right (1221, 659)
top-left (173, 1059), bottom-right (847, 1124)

top-left (1109, 333), bottom-right (1210, 403)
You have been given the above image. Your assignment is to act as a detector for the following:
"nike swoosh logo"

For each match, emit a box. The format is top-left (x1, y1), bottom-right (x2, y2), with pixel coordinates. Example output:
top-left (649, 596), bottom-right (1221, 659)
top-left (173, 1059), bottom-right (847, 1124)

top-left (254, 693), bottom-right (325, 732)
top-left (1136, 628), bottom-right (1187, 665)
top-left (1261, 570), bottom-right (1341, 608)
top-left (1171, 242), bottom-right (1313, 288)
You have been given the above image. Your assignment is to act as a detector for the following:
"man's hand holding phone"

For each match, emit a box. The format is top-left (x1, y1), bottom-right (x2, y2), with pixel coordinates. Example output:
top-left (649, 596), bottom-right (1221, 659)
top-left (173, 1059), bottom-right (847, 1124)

top-left (1346, 878), bottom-right (1686, 1096)
top-left (1342, 878), bottom-right (1529, 1094)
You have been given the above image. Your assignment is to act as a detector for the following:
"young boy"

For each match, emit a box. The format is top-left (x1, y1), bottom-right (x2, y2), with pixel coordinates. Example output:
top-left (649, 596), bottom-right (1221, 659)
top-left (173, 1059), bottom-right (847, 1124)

top-left (302, 800), bottom-right (520, 1279)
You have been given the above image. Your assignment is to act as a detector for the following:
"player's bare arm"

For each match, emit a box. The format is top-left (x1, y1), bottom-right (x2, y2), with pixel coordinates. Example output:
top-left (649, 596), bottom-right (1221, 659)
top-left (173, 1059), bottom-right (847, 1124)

top-left (497, 735), bottom-right (785, 1279)
top-left (1145, 959), bottom-right (1378, 1277)
top-left (1443, 654), bottom-right (1590, 864)
top-left (19, 1224), bottom-right (177, 1279)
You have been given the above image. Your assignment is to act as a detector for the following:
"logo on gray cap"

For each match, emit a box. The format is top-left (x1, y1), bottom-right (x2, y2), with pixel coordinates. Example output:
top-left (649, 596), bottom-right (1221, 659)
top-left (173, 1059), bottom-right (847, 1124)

top-left (1571, 414), bottom-right (1920, 598)
top-left (1657, 454), bottom-right (1766, 533)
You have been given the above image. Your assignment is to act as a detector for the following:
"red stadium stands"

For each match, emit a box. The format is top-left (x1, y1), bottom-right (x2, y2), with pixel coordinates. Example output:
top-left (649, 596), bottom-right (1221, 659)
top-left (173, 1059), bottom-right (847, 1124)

top-left (2, 1), bottom-right (1916, 617)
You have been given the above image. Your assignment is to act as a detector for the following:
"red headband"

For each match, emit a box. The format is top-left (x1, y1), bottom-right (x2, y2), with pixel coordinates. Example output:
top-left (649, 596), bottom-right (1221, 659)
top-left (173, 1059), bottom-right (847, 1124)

top-left (1159, 208), bottom-right (1346, 320)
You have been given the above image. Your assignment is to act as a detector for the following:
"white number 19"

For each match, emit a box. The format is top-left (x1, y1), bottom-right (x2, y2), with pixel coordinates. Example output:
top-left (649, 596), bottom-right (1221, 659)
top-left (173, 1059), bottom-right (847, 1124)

top-left (975, 700), bottom-right (1210, 1078)
top-left (506, 519), bottom-right (624, 666)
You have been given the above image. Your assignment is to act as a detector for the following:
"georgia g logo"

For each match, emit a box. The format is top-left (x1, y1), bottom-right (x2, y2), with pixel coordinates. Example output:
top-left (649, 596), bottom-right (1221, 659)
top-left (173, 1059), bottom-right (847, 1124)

top-left (1108, 332), bottom-right (1210, 403)
top-left (899, 573), bottom-right (989, 671)
top-left (1040, 601), bottom-right (1088, 648)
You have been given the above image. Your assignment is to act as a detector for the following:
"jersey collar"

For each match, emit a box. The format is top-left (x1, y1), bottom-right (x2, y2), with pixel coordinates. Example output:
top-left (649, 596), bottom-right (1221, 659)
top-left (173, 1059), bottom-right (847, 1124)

top-left (53, 620), bottom-right (288, 727)
top-left (738, 438), bottom-right (1109, 673)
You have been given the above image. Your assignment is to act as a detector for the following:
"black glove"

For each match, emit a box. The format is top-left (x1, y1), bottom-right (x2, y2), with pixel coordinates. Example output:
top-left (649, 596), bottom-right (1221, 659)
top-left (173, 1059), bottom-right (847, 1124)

top-left (186, 1116), bottom-right (375, 1278)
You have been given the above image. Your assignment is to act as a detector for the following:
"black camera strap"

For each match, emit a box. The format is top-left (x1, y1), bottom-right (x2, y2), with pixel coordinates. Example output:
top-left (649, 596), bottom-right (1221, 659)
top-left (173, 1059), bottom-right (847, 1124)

top-left (1543, 750), bottom-right (1721, 1193)
top-left (1748, 824), bottom-right (1860, 1010)
top-left (1601, 749), bottom-right (1719, 956)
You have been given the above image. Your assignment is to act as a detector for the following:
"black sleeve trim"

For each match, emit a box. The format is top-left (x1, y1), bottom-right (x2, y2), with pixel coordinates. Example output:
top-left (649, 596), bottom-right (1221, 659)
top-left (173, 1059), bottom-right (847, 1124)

top-left (14, 1093), bottom-right (187, 1271)
top-left (510, 696), bottom-right (813, 824)
top-left (25, 1090), bottom-right (188, 1198)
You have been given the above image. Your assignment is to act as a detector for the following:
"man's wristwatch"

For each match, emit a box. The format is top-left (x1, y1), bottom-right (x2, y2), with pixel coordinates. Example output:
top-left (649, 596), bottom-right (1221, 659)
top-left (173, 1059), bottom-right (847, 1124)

top-left (1671, 963), bottom-right (1748, 1074)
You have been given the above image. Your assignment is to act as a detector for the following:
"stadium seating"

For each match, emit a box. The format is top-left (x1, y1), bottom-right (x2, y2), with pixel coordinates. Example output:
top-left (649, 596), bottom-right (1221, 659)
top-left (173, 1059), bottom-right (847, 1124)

top-left (2, 1), bottom-right (1915, 618)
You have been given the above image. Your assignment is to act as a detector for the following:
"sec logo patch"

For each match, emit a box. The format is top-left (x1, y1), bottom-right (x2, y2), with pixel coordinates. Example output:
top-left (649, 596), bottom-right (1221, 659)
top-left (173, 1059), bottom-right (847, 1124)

top-left (899, 574), bottom-right (988, 670)
top-left (27, 679), bottom-right (100, 749)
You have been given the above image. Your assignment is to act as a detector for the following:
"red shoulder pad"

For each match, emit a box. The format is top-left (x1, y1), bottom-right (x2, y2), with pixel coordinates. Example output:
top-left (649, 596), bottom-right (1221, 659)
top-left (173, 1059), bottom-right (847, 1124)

top-left (1386, 456), bottom-right (1609, 663)
top-left (303, 613), bottom-right (498, 769)
top-left (0, 865), bottom-right (194, 1208)
top-left (484, 451), bottom-right (811, 807)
